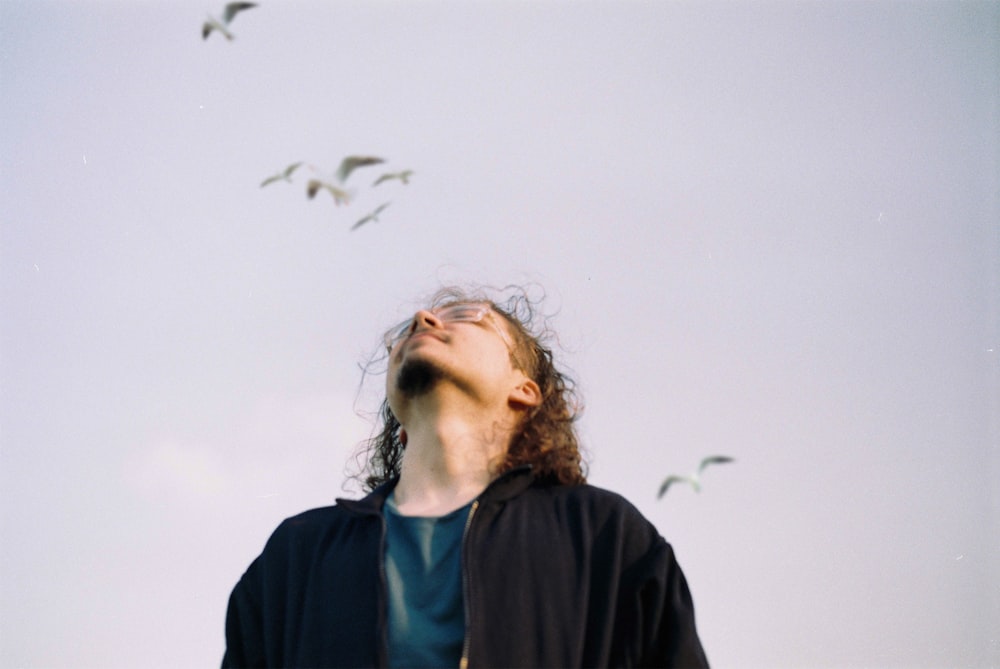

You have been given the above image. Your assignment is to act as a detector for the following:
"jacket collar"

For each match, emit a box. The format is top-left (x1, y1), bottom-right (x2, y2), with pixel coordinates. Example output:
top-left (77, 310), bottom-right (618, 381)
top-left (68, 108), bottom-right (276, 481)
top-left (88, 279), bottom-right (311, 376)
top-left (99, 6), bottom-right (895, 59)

top-left (336, 465), bottom-right (534, 516)
top-left (335, 479), bottom-right (397, 516)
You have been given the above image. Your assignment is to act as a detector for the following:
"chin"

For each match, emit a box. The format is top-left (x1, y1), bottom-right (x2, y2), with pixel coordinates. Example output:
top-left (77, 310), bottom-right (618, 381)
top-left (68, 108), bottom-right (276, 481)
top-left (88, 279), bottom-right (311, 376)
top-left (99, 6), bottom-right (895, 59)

top-left (395, 357), bottom-right (443, 397)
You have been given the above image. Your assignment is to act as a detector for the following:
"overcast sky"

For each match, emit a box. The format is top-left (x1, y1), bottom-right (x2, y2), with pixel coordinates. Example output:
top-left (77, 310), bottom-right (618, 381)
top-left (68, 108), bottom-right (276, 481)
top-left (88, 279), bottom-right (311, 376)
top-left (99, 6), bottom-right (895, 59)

top-left (1, 1), bottom-right (998, 667)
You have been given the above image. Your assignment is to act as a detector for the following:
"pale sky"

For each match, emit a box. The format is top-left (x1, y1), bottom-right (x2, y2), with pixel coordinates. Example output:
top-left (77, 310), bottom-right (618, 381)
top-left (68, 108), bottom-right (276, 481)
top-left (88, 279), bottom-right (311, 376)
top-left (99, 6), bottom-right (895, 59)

top-left (1, 1), bottom-right (997, 667)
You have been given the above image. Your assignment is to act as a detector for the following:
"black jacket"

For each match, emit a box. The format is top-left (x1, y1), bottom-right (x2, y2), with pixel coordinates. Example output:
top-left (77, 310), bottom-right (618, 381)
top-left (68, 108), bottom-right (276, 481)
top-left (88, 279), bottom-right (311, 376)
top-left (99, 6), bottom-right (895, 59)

top-left (223, 468), bottom-right (709, 668)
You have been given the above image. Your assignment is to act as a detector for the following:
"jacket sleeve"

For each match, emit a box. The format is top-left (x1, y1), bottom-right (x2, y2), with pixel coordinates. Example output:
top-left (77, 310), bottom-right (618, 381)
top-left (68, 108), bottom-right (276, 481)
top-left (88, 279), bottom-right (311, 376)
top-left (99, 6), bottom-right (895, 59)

top-left (620, 536), bottom-right (710, 668)
top-left (221, 559), bottom-right (267, 668)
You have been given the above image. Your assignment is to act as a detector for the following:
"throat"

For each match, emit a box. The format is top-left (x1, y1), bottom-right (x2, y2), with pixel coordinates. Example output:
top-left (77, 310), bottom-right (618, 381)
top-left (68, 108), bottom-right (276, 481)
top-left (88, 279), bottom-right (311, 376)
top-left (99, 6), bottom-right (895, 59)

top-left (394, 424), bottom-right (505, 516)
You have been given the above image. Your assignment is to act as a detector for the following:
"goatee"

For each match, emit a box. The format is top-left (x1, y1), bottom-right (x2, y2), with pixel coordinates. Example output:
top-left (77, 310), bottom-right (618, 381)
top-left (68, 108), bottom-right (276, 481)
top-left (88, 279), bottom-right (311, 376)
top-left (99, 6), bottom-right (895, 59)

top-left (395, 357), bottom-right (443, 397)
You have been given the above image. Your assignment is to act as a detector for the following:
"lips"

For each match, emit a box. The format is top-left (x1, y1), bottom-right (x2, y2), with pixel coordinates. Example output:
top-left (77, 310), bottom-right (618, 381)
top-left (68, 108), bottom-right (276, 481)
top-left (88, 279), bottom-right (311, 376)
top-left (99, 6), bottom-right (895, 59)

top-left (402, 331), bottom-right (446, 348)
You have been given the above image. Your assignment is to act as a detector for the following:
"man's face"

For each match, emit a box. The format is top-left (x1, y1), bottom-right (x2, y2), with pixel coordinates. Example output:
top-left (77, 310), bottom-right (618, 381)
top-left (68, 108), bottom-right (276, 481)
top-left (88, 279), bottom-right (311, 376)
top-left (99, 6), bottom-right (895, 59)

top-left (385, 302), bottom-right (524, 410)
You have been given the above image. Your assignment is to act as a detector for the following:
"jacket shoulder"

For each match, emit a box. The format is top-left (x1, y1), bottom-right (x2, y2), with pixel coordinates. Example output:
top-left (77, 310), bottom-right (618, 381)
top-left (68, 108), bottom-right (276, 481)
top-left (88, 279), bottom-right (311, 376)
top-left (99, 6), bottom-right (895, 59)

top-left (554, 482), bottom-right (639, 508)
top-left (246, 498), bottom-right (371, 566)
top-left (515, 482), bottom-right (665, 547)
top-left (280, 502), bottom-right (351, 527)
top-left (527, 482), bottom-right (653, 520)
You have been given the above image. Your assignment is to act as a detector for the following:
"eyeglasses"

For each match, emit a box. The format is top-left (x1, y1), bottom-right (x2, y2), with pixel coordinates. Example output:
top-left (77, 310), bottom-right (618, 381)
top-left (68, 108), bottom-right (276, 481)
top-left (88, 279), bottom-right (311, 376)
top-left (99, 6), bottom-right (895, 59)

top-left (384, 303), bottom-right (513, 351)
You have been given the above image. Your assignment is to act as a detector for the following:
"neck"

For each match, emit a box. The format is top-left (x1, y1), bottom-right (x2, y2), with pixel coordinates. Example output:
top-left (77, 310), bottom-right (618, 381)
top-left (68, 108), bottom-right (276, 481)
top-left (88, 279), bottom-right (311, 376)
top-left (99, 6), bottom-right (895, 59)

top-left (392, 392), bottom-right (516, 516)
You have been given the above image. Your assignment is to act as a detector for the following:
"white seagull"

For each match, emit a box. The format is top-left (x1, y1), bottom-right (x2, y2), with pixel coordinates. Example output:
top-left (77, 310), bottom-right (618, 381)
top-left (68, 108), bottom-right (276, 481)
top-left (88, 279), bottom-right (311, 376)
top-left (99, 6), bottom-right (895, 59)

top-left (351, 202), bottom-right (391, 231)
top-left (260, 162), bottom-right (304, 188)
top-left (657, 456), bottom-right (734, 499)
top-left (202, 2), bottom-right (257, 41)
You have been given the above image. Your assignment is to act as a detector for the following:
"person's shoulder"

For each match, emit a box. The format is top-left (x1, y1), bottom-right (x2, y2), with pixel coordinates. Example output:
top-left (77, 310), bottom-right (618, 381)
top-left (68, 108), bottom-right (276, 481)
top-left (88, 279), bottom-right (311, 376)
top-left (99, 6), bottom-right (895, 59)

top-left (532, 480), bottom-right (638, 508)
top-left (280, 502), bottom-right (344, 527)
top-left (525, 481), bottom-right (654, 526)
top-left (521, 481), bottom-right (668, 555)
top-left (264, 495), bottom-right (379, 545)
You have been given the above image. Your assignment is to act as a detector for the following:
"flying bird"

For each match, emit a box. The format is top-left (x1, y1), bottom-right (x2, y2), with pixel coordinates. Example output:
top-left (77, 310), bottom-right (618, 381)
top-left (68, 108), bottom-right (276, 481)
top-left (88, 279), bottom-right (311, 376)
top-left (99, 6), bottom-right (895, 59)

top-left (336, 155), bottom-right (385, 183)
top-left (351, 202), bottom-right (391, 231)
top-left (657, 456), bottom-right (734, 499)
top-left (306, 179), bottom-right (351, 206)
top-left (260, 162), bottom-right (304, 188)
top-left (372, 170), bottom-right (413, 187)
top-left (202, 2), bottom-right (256, 41)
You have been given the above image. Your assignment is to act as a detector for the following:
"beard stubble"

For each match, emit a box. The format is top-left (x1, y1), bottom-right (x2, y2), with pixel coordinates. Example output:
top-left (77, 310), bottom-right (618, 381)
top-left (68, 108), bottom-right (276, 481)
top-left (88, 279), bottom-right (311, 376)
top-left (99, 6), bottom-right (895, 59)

top-left (395, 357), bottom-right (444, 397)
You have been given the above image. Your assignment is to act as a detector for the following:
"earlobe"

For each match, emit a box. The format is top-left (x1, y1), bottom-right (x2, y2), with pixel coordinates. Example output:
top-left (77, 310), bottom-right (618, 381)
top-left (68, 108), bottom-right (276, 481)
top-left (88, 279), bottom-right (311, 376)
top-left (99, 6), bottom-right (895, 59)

top-left (509, 378), bottom-right (542, 409)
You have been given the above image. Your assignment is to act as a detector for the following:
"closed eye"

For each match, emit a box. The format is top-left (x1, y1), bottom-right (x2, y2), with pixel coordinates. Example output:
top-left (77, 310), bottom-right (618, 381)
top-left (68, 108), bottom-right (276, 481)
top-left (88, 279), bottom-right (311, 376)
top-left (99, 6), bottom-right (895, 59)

top-left (438, 304), bottom-right (486, 322)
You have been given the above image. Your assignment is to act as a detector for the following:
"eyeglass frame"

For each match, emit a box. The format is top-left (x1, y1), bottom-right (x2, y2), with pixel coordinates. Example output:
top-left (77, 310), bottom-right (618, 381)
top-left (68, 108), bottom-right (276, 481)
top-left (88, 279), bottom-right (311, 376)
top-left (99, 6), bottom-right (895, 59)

top-left (383, 302), bottom-right (514, 352)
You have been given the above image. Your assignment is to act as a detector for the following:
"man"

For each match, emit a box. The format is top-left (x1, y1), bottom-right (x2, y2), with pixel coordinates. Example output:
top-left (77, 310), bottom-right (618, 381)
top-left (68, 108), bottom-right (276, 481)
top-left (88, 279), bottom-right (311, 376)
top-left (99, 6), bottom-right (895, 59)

top-left (222, 287), bottom-right (709, 668)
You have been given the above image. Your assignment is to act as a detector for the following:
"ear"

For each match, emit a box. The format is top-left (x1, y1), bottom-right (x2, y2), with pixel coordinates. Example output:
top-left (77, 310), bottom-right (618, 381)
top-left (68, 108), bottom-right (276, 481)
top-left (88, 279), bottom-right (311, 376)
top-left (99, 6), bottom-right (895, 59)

top-left (508, 377), bottom-right (542, 409)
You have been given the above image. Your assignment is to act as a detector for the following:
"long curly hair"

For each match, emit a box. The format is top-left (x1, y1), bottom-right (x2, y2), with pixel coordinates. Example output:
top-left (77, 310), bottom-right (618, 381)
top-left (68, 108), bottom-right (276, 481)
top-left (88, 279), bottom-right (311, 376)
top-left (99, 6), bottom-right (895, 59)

top-left (356, 285), bottom-right (586, 491)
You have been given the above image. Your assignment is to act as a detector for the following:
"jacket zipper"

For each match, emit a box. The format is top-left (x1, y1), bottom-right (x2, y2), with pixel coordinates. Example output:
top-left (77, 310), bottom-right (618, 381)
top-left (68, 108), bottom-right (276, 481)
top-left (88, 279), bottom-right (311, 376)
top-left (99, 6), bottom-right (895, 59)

top-left (458, 499), bottom-right (480, 669)
top-left (377, 512), bottom-right (390, 668)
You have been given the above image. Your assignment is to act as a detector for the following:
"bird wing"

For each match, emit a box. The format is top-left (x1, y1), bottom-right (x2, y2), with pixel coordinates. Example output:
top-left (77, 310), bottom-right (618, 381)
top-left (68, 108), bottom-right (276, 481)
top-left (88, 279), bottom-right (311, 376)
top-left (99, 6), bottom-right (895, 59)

top-left (202, 18), bottom-right (229, 40)
top-left (283, 162), bottom-right (303, 178)
top-left (350, 214), bottom-right (373, 231)
top-left (322, 183), bottom-right (351, 205)
top-left (372, 170), bottom-right (413, 187)
top-left (337, 155), bottom-right (385, 182)
top-left (698, 455), bottom-right (735, 474)
top-left (700, 455), bottom-right (735, 468)
top-left (657, 475), bottom-right (691, 499)
top-left (223, 2), bottom-right (257, 24)
top-left (260, 174), bottom-right (281, 188)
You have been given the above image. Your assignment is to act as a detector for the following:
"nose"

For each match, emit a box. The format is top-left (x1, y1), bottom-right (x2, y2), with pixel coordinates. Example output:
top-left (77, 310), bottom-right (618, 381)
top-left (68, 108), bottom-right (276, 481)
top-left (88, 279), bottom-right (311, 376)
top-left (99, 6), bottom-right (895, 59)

top-left (409, 309), bottom-right (443, 335)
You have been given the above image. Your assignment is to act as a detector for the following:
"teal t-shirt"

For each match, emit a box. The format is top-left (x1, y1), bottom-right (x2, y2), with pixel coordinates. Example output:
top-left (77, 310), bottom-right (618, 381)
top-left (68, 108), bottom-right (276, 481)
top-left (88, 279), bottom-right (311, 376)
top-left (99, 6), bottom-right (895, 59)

top-left (383, 494), bottom-right (472, 669)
